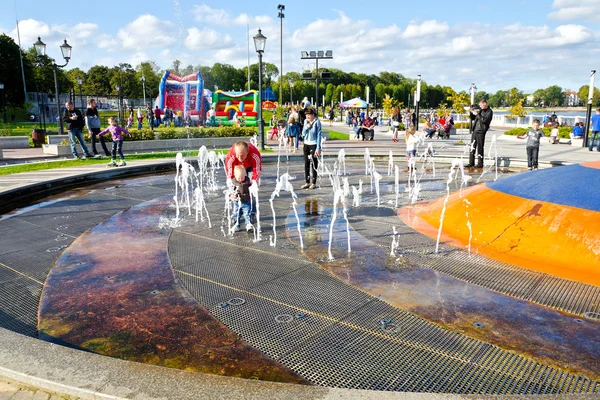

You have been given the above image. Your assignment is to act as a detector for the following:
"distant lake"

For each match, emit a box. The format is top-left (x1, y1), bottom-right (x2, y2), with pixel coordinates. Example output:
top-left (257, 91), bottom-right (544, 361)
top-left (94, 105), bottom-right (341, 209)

top-left (494, 111), bottom-right (588, 117)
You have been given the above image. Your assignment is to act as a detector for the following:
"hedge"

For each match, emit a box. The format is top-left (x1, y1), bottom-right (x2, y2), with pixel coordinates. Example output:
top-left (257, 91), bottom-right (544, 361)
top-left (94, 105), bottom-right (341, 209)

top-left (504, 126), bottom-right (573, 139)
top-left (78, 126), bottom-right (257, 142)
top-left (156, 126), bottom-right (256, 140)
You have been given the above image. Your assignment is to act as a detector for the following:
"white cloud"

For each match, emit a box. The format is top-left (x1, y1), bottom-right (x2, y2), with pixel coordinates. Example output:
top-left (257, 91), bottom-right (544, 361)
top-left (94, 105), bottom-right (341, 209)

top-left (71, 23), bottom-right (98, 39)
top-left (184, 27), bottom-right (232, 50)
top-left (193, 5), bottom-right (231, 24)
top-left (402, 20), bottom-right (449, 39)
top-left (117, 15), bottom-right (175, 49)
top-left (548, 0), bottom-right (600, 22)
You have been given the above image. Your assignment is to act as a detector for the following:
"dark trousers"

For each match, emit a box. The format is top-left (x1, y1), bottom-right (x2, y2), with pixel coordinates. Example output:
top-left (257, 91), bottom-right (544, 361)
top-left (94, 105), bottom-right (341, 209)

top-left (90, 128), bottom-right (110, 156)
top-left (360, 128), bottom-right (374, 140)
top-left (111, 140), bottom-right (124, 160)
top-left (589, 131), bottom-right (600, 151)
top-left (526, 146), bottom-right (539, 168)
top-left (469, 133), bottom-right (486, 167)
top-left (303, 144), bottom-right (319, 184)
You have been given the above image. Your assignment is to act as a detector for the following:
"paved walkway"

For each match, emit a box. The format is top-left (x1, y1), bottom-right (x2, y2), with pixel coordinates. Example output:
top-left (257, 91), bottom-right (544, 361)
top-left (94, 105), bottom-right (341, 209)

top-left (0, 378), bottom-right (76, 400)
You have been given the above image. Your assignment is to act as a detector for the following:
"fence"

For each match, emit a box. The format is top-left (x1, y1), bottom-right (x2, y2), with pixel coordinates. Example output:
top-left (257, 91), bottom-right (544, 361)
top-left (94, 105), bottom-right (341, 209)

top-left (452, 113), bottom-right (585, 128)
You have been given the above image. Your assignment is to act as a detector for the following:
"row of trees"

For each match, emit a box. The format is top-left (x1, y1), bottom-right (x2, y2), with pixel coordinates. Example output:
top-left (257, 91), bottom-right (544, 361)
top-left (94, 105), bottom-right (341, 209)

top-left (2, 33), bottom-right (599, 111)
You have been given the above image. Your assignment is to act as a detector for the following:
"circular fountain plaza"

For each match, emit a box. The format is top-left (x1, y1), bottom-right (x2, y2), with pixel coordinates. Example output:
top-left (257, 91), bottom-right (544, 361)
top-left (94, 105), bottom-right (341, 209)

top-left (0, 147), bottom-right (598, 397)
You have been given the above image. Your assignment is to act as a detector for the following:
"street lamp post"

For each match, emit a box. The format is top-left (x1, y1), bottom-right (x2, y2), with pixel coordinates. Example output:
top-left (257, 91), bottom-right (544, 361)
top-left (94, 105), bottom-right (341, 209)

top-left (415, 75), bottom-right (422, 130)
top-left (288, 79), bottom-right (293, 104)
top-left (76, 76), bottom-right (84, 110)
top-left (253, 29), bottom-right (267, 150)
top-left (277, 5), bottom-right (285, 107)
top-left (33, 37), bottom-right (72, 135)
top-left (141, 74), bottom-right (147, 107)
top-left (0, 83), bottom-right (5, 123)
top-left (583, 70), bottom-right (596, 148)
top-left (116, 85), bottom-right (122, 125)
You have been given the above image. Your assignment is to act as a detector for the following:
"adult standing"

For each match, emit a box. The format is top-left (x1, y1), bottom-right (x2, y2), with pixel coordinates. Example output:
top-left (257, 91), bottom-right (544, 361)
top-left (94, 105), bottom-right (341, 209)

top-left (466, 100), bottom-right (493, 168)
top-left (287, 105), bottom-right (300, 152)
top-left (85, 99), bottom-right (110, 158)
top-left (63, 101), bottom-right (92, 160)
top-left (207, 106), bottom-right (216, 126)
top-left (146, 104), bottom-right (154, 130)
top-left (154, 106), bottom-right (161, 127)
top-left (588, 108), bottom-right (600, 151)
top-left (300, 107), bottom-right (323, 190)
top-left (225, 141), bottom-right (262, 183)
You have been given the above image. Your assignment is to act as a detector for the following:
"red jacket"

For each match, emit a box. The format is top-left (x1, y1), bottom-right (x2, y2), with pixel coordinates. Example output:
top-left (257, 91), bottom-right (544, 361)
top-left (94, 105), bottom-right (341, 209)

top-left (225, 142), bottom-right (262, 180)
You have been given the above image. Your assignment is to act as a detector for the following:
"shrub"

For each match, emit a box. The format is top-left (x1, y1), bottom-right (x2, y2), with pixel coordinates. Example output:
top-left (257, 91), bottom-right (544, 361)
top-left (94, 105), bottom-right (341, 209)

top-left (156, 126), bottom-right (256, 140)
top-left (454, 122), bottom-right (469, 129)
top-left (505, 126), bottom-right (572, 138)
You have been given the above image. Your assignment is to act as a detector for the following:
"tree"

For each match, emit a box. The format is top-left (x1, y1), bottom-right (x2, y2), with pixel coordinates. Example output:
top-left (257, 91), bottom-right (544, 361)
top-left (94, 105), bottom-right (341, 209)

top-left (578, 85), bottom-right (600, 106)
top-left (544, 85), bottom-right (563, 107)
top-left (211, 63), bottom-right (244, 91)
top-left (508, 99), bottom-right (526, 120)
top-left (325, 83), bottom-right (334, 106)
top-left (488, 90), bottom-right (507, 108)
top-left (351, 84), bottom-right (362, 99)
top-left (333, 84), bottom-right (344, 105)
top-left (84, 65), bottom-right (112, 95)
top-left (532, 89), bottom-right (546, 106)
top-left (507, 87), bottom-right (524, 106)
top-left (0, 34), bottom-right (34, 106)
top-left (25, 47), bottom-right (72, 97)
top-left (448, 91), bottom-right (470, 117)
top-left (171, 60), bottom-right (181, 75)
top-left (474, 91), bottom-right (489, 104)
top-left (382, 94), bottom-right (399, 116)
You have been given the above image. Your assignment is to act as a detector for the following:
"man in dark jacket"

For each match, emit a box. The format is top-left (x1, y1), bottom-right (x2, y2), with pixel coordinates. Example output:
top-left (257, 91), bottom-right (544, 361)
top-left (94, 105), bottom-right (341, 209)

top-left (63, 101), bottom-right (92, 159)
top-left (466, 100), bottom-right (493, 168)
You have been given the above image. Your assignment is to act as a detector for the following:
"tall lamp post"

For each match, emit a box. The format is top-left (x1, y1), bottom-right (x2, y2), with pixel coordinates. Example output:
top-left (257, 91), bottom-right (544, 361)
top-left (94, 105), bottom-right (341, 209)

top-left (76, 76), bottom-right (84, 110)
top-left (253, 29), bottom-right (267, 150)
top-left (583, 70), bottom-right (596, 148)
top-left (141, 74), bottom-right (147, 107)
top-left (415, 75), bottom-right (422, 130)
top-left (33, 37), bottom-right (72, 135)
top-left (277, 5), bottom-right (285, 106)
top-left (300, 50), bottom-right (333, 117)
top-left (0, 82), bottom-right (5, 123)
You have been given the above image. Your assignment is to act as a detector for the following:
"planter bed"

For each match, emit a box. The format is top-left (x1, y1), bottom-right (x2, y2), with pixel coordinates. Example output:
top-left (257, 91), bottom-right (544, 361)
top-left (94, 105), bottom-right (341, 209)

top-left (43, 137), bottom-right (248, 156)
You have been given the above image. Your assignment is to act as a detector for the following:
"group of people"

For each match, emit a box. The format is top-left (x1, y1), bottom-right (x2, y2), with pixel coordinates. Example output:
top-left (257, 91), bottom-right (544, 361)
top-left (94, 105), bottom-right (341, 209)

top-left (63, 99), bottom-right (131, 166)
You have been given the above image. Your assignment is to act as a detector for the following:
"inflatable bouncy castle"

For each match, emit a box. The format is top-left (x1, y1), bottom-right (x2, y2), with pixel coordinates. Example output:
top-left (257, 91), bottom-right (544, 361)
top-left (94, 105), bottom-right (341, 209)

top-left (157, 71), bottom-right (210, 120)
top-left (212, 90), bottom-right (259, 126)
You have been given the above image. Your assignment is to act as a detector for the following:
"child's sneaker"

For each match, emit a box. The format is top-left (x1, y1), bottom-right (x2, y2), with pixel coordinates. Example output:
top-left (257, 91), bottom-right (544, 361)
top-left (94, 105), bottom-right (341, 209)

top-left (245, 223), bottom-right (253, 232)
top-left (93, 154), bottom-right (102, 158)
top-left (118, 160), bottom-right (126, 166)
top-left (107, 160), bottom-right (117, 167)
top-left (232, 224), bottom-right (240, 232)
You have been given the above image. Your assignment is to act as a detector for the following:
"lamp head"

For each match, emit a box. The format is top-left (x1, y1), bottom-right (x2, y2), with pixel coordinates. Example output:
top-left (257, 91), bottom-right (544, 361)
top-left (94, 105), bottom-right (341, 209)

top-left (33, 36), bottom-right (46, 57)
top-left (76, 77), bottom-right (82, 85)
top-left (60, 39), bottom-right (72, 60)
top-left (253, 29), bottom-right (267, 53)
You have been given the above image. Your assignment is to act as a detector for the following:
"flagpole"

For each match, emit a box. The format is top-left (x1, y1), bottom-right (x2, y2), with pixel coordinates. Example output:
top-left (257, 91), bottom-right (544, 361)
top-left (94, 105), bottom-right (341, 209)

top-left (247, 23), bottom-right (251, 91)
top-left (14, 0), bottom-right (27, 102)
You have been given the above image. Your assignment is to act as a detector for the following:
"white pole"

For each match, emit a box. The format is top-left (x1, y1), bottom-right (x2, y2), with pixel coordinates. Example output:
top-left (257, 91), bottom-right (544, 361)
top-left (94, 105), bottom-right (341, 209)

top-left (247, 23), bottom-right (250, 91)
top-left (589, 71), bottom-right (596, 103)
top-left (340, 91), bottom-right (343, 104)
top-left (416, 76), bottom-right (421, 102)
top-left (366, 86), bottom-right (370, 104)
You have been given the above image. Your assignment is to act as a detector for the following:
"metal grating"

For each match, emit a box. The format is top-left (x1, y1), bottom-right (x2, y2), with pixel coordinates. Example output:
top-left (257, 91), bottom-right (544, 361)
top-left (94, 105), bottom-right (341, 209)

top-left (350, 216), bottom-right (600, 320)
top-left (0, 272), bottom-right (42, 337)
top-left (170, 232), bottom-right (599, 394)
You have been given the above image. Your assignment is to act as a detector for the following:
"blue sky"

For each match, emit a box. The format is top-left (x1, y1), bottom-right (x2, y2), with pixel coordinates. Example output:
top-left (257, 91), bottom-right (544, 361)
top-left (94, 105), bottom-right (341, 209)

top-left (2, 0), bottom-right (599, 93)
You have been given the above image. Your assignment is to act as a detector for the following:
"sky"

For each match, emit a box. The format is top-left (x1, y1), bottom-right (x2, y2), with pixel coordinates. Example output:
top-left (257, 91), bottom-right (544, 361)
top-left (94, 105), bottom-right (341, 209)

top-left (1, 0), bottom-right (599, 94)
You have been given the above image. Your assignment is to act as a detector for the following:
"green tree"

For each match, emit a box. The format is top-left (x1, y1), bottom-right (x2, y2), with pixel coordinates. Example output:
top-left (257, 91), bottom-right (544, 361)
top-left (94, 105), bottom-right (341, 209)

top-left (532, 89), bottom-right (546, 106)
top-left (211, 63), bottom-right (244, 91)
top-left (448, 91), bottom-right (470, 117)
top-left (507, 87), bottom-right (524, 106)
top-left (171, 60), bottom-right (181, 75)
top-left (577, 85), bottom-right (600, 106)
top-left (325, 83), bottom-right (334, 105)
top-left (333, 84), bottom-right (344, 105)
top-left (544, 85), bottom-right (563, 107)
top-left (0, 34), bottom-right (32, 106)
top-left (488, 90), bottom-right (507, 108)
top-left (474, 90), bottom-right (489, 104)
top-left (25, 47), bottom-right (71, 97)
top-left (351, 84), bottom-right (362, 99)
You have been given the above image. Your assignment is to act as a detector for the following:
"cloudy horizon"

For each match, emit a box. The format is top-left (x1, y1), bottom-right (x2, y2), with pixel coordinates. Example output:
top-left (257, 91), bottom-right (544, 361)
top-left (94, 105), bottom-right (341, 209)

top-left (2, 0), bottom-right (599, 94)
